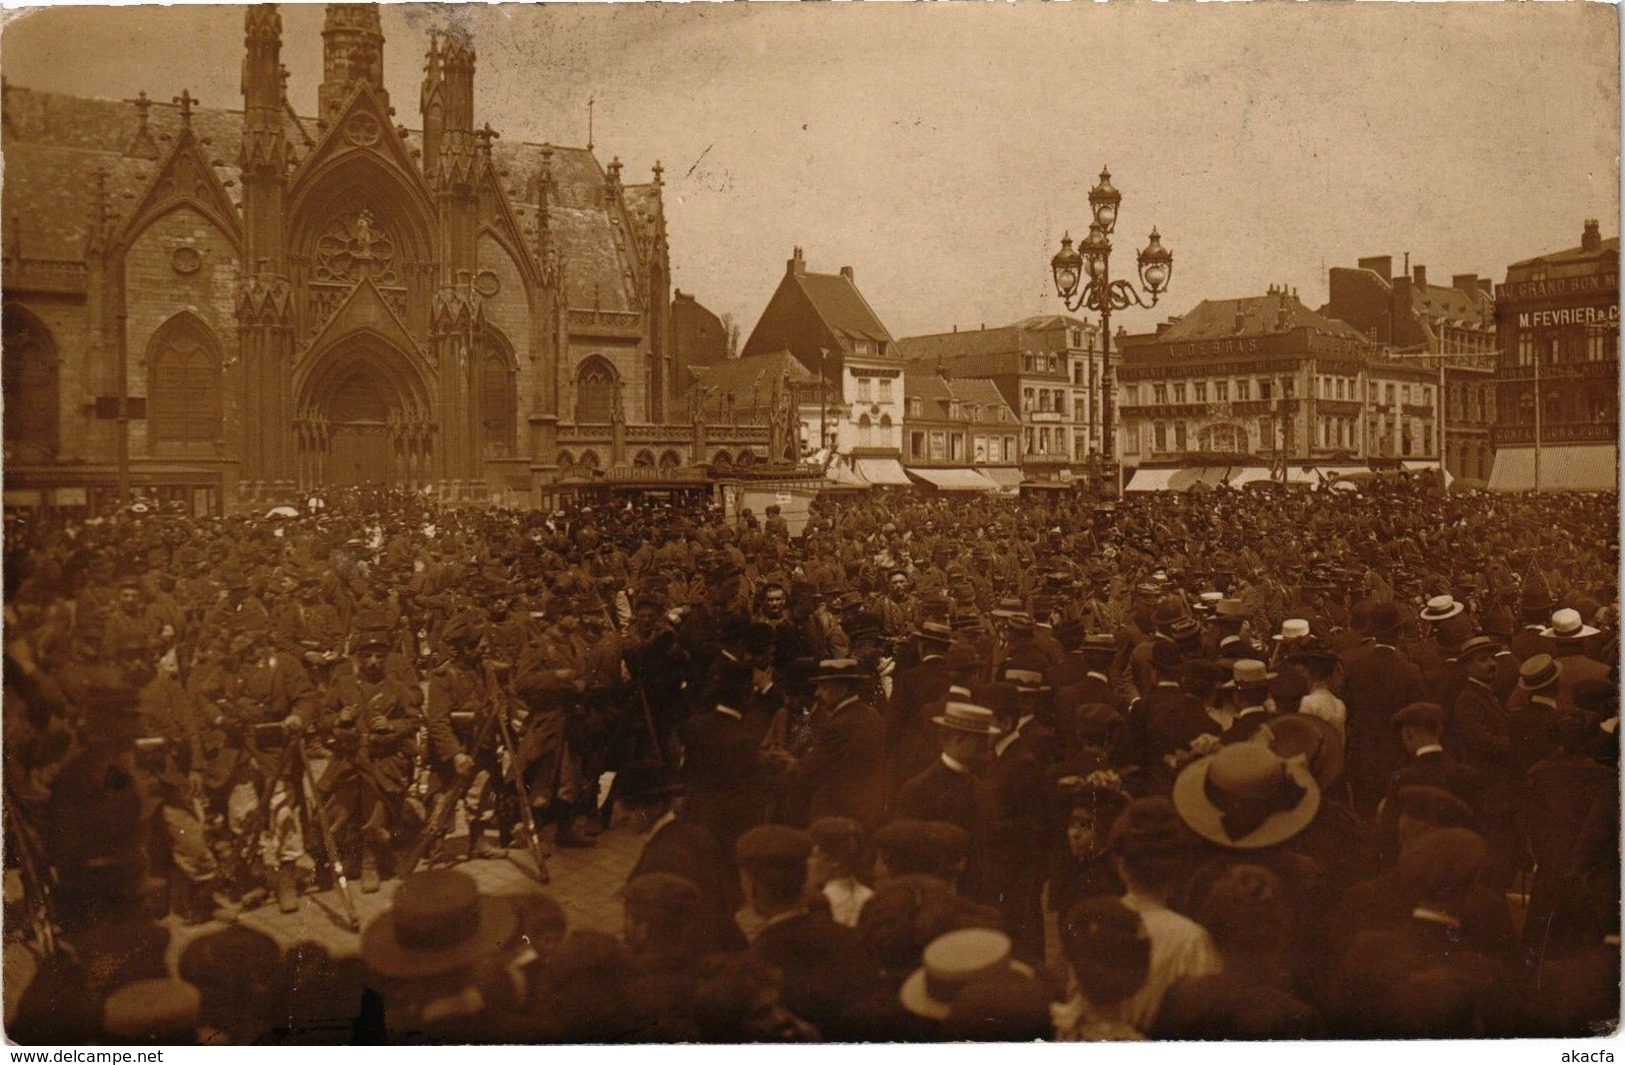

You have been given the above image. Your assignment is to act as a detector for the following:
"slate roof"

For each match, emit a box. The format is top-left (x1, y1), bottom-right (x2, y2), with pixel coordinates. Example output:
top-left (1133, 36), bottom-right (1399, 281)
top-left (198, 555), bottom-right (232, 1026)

top-left (903, 363), bottom-right (1017, 425)
top-left (795, 271), bottom-right (895, 346)
top-left (1508, 235), bottom-right (1620, 270)
top-left (1409, 282), bottom-right (1493, 328)
top-left (691, 349), bottom-right (821, 401)
top-left (895, 325), bottom-right (1022, 362)
top-left (949, 376), bottom-right (1016, 421)
top-left (1154, 291), bottom-right (1368, 345)
top-left (4, 84), bottom-right (657, 313)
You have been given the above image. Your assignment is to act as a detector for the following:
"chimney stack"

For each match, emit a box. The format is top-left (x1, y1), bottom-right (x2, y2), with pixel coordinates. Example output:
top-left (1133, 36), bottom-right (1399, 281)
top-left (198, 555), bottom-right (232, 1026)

top-left (1582, 218), bottom-right (1602, 252)
top-left (1412, 265), bottom-right (1427, 290)
top-left (1452, 273), bottom-right (1479, 297)
top-left (840, 265), bottom-right (853, 282)
top-left (1357, 256), bottom-right (1393, 282)
top-left (787, 246), bottom-right (805, 276)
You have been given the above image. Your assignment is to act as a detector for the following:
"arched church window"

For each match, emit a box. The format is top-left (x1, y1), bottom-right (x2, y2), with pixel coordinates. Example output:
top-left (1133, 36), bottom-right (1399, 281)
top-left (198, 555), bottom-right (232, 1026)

top-left (633, 449), bottom-right (656, 468)
top-left (314, 208), bottom-right (399, 285)
top-left (479, 332), bottom-right (517, 457)
top-left (659, 450), bottom-right (682, 469)
top-left (3, 305), bottom-right (58, 462)
top-left (576, 356), bottom-right (618, 424)
top-left (148, 314), bottom-right (222, 445)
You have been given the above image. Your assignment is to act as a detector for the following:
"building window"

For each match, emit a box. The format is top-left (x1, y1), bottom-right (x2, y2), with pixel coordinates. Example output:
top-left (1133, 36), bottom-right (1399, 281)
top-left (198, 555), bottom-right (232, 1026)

top-left (1259, 417), bottom-right (1272, 448)
top-left (1022, 354), bottom-right (1034, 372)
top-left (575, 356), bottom-right (618, 424)
top-left (1174, 422), bottom-right (1187, 451)
top-left (479, 333), bottom-right (517, 456)
top-left (1173, 383), bottom-right (1187, 404)
top-left (858, 377), bottom-right (873, 402)
top-left (878, 378), bottom-right (893, 402)
top-left (910, 431), bottom-right (925, 459)
top-left (148, 314), bottom-right (223, 445)
top-left (1214, 381), bottom-right (1229, 403)
top-left (1153, 384), bottom-right (1168, 405)
top-left (950, 433), bottom-right (964, 461)
top-left (1517, 333), bottom-right (1534, 367)
top-left (908, 397), bottom-right (923, 418)
top-left (3, 304), bottom-right (60, 462)
top-left (1153, 422), bottom-right (1167, 453)
top-left (1124, 425), bottom-right (1140, 456)
top-left (1194, 381), bottom-right (1207, 403)
top-left (1023, 387), bottom-right (1035, 412)
top-left (1125, 385), bottom-right (1140, 405)
top-left (1071, 328), bottom-right (1082, 348)
top-left (1236, 380), bottom-right (1250, 401)
top-left (1423, 425), bottom-right (1433, 455)
top-left (974, 436), bottom-right (988, 463)
top-left (1547, 338), bottom-right (1561, 365)
top-left (1384, 383), bottom-right (1395, 406)
top-left (1004, 436), bottom-right (1016, 461)
top-left (1336, 378), bottom-right (1345, 400)
top-left (930, 430), bottom-right (946, 460)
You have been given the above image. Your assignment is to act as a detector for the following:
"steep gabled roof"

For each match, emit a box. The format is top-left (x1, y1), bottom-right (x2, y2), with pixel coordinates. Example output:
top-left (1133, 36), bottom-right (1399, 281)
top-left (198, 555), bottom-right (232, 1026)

top-left (949, 376), bottom-right (1015, 420)
top-left (1155, 291), bottom-right (1368, 344)
top-left (1409, 283), bottom-right (1493, 329)
top-left (903, 362), bottom-right (956, 411)
top-left (795, 271), bottom-right (894, 345)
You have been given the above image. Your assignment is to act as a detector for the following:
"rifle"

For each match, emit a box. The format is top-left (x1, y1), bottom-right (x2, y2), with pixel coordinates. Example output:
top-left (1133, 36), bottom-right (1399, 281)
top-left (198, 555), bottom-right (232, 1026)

top-left (296, 745), bottom-right (360, 932)
top-left (485, 666), bottom-right (552, 884)
top-left (399, 683), bottom-right (502, 876)
top-left (4, 783), bottom-right (58, 957)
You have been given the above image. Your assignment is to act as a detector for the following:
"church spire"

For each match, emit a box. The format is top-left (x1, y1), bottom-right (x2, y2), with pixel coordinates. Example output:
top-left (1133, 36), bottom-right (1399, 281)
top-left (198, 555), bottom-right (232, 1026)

top-left (318, 3), bottom-right (386, 123)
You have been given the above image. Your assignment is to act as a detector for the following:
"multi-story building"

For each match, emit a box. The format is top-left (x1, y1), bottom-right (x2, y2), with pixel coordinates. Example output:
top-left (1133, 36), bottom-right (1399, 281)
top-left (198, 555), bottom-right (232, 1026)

top-left (1323, 257), bottom-right (1499, 480)
top-left (894, 315), bottom-right (1102, 485)
top-left (1488, 219), bottom-right (1619, 491)
top-left (900, 365), bottom-right (1021, 491)
top-left (0, 4), bottom-right (742, 513)
top-left (1116, 287), bottom-right (1441, 477)
top-left (740, 248), bottom-right (910, 486)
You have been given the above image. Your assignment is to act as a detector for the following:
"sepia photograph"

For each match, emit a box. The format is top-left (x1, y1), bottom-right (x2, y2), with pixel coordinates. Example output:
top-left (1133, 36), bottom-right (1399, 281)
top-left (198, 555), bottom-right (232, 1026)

top-left (0, 0), bottom-right (1619, 1047)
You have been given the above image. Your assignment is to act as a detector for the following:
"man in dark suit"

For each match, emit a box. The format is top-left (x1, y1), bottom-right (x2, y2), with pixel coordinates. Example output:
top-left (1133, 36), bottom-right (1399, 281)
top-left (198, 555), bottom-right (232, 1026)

top-left (1052, 635), bottom-right (1128, 718)
top-left (1340, 602), bottom-right (1426, 816)
top-left (736, 825), bottom-right (880, 1034)
top-left (1218, 659), bottom-right (1278, 745)
top-left (1374, 702), bottom-right (1484, 863)
top-left (768, 659), bottom-right (886, 831)
top-left (679, 659), bottom-right (769, 855)
top-left (882, 623), bottom-right (955, 804)
top-left (977, 683), bottom-right (1046, 963)
top-left (893, 700), bottom-right (1001, 904)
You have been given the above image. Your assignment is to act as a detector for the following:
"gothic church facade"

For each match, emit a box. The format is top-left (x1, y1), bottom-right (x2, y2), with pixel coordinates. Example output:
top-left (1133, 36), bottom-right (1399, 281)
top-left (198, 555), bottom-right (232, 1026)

top-left (2, 4), bottom-right (727, 513)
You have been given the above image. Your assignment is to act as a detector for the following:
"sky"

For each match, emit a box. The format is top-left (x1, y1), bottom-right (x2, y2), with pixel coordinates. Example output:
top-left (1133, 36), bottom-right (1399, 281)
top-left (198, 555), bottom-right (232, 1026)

top-left (2, 2), bottom-right (1618, 341)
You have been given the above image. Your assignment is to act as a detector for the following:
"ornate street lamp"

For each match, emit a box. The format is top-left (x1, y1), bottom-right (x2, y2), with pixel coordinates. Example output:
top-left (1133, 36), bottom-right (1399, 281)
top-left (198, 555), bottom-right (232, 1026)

top-left (1050, 167), bottom-right (1172, 495)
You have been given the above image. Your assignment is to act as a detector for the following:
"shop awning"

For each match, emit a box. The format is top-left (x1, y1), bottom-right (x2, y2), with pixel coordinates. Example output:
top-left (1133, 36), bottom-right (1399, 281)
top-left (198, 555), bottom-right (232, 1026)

top-left (1125, 467), bottom-right (1178, 492)
top-left (821, 463), bottom-right (870, 490)
top-left (1167, 467), bottom-right (1235, 492)
top-left (1489, 446), bottom-right (1619, 492)
top-left (908, 467), bottom-right (1000, 492)
top-left (854, 457), bottom-right (912, 486)
top-left (1401, 460), bottom-right (1455, 489)
top-left (977, 467), bottom-right (1024, 491)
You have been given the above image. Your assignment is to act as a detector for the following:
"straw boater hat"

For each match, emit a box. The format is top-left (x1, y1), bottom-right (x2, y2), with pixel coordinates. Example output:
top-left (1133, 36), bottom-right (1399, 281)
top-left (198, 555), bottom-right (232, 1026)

top-left (1420, 595), bottom-right (1466, 623)
top-left (1273, 619), bottom-right (1312, 642)
top-left (899, 928), bottom-right (1033, 1020)
top-left (360, 869), bottom-right (517, 980)
top-left (1172, 743), bottom-right (1321, 850)
top-left (1542, 608), bottom-right (1601, 641)
top-left (931, 701), bottom-right (1003, 737)
top-left (811, 658), bottom-right (869, 684)
top-left (1221, 659), bottom-right (1277, 690)
top-left (1517, 654), bottom-right (1563, 692)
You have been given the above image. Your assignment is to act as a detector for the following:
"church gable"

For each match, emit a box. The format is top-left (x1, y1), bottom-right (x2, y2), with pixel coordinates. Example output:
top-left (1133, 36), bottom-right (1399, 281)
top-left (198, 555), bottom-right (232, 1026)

top-left (118, 109), bottom-right (243, 256)
top-left (286, 82), bottom-right (432, 228)
top-left (475, 164), bottom-right (537, 295)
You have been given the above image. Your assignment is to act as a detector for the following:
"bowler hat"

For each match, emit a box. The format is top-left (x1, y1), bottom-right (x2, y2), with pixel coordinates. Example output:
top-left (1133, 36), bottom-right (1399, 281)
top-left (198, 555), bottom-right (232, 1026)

top-left (1391, 701), bottom-right (1445, 731)
top-left (360, 870), bottom-right (517, 980)
top-left (102, 979), bottom-right (201, 1043)
top-left (1172, 744), bottom-right (1320, 849)
top-left (735, 824), bottom-right (813, 870)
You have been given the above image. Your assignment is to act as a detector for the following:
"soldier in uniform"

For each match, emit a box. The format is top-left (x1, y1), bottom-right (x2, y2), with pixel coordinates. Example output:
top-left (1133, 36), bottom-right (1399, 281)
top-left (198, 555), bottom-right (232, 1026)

top-left (318, 632), bottom-right (421, 892)
top-left (424, 611), bottom-right (511, 861)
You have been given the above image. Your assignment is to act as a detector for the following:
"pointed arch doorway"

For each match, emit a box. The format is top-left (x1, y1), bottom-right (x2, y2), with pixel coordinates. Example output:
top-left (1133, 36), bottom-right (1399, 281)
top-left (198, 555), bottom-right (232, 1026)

top-left (295, 332), bottom-right (435, 490)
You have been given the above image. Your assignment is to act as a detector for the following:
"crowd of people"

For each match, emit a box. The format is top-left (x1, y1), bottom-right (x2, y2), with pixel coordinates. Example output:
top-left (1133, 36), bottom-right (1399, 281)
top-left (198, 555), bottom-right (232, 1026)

top-left (2, 474), bottom-right (1619, 1043)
